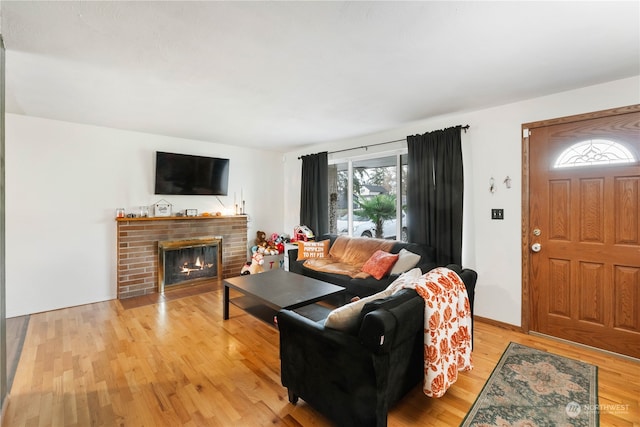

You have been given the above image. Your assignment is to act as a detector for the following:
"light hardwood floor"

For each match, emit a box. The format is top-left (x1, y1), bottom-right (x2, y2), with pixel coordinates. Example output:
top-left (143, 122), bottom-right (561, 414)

top-left (3, 284), bottom-right (639, 426)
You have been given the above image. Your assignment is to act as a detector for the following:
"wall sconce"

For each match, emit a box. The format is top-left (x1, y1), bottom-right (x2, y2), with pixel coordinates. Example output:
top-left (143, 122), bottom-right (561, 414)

top-left (504, 176), bottom-right (512, 189)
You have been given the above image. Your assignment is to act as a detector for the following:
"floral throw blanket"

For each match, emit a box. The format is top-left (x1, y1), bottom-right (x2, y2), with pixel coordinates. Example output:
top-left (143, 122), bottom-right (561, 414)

top-left (387, 267), bottom-right (473, 397)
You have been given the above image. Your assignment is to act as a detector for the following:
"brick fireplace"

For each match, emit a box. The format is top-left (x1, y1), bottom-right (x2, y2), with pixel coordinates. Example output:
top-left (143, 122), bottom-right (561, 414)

top-left (116, 215), bottom-right (248, 299)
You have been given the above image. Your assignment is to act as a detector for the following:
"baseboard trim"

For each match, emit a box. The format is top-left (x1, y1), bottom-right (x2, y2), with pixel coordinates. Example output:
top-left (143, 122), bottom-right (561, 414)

top-left (474, 315), bottom-right (640, 363)
top-left (475, 315), bottom-right (524, 333)
top-left (528, 331), bottom-right (640, 363)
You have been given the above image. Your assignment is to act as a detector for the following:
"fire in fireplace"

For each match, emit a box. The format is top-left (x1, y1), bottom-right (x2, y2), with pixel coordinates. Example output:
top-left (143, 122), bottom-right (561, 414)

top-left (158, 237), bottom-right (222, 292)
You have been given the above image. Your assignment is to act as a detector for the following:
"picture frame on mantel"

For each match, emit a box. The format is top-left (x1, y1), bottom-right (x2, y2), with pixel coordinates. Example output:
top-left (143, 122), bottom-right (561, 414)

top-left (153, 199), bottom-right (172, 217)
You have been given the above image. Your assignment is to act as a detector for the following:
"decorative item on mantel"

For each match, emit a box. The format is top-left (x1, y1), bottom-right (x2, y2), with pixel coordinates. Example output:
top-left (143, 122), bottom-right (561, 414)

top-left (153, 199), bottom-right (172, 217)
top-left (233, 189), bottom-right (247, 215)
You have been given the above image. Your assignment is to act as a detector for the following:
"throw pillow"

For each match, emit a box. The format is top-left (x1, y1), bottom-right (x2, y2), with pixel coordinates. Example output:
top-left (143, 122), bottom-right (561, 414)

top-left (386, 267), bottom-right (423, 291)
top-left (296, 240), bottom-right (330, 261)
top-left (324, 288), bottom-right (394, 333)
top-left (389, 248), bottom-right (421, 275)
top-left (361, 250), bottom-right (399, 280)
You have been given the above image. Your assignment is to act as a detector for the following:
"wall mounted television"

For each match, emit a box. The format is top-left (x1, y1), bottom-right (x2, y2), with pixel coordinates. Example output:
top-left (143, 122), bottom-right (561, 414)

top-left (154, 151), bottom-right (230, 195)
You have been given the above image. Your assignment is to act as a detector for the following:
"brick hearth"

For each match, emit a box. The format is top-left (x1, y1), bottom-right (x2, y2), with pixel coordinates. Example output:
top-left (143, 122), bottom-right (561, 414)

top-left (116, 216), bottom-right (248, 299)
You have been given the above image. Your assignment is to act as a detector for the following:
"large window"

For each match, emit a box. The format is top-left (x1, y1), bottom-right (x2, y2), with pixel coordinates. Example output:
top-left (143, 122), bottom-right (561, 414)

top-left (328, 153), bottom-right (408, 241)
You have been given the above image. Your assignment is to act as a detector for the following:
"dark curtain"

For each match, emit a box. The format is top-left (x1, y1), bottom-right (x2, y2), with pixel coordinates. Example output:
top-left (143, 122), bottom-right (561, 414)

top-left (407, 126), bottom-right (463, 265)
top-left (300, 152), bottom-right (329, 237)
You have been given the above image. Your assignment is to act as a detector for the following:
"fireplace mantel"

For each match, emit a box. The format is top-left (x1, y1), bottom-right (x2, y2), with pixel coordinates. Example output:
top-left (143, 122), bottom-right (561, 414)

top-left (116, 215), bottom-right (248, 299)
top-left (115, 214), bottom-right (244, 222)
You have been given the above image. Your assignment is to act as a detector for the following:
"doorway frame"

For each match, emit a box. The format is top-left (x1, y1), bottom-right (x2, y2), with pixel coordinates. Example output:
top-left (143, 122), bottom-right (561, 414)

top-left (520, 104), bottom-right (640, 333)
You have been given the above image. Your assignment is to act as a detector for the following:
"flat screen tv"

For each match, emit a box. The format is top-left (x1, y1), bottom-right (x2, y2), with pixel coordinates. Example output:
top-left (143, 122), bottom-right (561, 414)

top-left (155, 151), bottom-right (230, 195)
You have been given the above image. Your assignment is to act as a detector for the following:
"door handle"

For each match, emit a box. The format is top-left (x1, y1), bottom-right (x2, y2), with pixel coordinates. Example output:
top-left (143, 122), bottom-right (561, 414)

top-left (531, 243), bottom-right (542, 253)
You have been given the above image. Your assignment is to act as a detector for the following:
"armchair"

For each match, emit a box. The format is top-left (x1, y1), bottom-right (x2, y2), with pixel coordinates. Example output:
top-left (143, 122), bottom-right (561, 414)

top-left (276, 266), bottom-right (477, 427)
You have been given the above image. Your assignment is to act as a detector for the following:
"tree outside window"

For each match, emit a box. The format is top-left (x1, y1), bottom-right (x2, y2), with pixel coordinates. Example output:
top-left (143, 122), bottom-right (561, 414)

top-left (329, 154), bottom-right (408, 241)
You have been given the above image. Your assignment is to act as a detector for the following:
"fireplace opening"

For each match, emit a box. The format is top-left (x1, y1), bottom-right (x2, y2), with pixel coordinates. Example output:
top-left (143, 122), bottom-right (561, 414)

top-left (158, 237), bottom-right (222, 292)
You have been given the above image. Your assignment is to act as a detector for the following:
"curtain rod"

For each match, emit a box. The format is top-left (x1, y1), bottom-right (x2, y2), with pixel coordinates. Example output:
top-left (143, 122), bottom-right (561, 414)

top-left (298, 124), bottom-right (469, 159)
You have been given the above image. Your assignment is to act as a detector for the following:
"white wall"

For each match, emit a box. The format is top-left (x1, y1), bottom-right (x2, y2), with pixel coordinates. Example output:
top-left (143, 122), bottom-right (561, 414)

top-left (6, 76), bottom-right (639, 320)
top-left (282, 76), bottom-right (640, 327)
top-left (5, 115), bottom-right (284, 317)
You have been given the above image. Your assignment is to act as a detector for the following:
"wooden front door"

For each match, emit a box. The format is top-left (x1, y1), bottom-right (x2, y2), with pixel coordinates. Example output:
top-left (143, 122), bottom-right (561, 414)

top-left (526, 106), bottom-right (640, 359)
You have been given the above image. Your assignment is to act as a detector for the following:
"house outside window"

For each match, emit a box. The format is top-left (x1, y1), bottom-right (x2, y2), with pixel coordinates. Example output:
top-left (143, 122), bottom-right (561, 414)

top-left (328, 152), bottom-right (408, 241)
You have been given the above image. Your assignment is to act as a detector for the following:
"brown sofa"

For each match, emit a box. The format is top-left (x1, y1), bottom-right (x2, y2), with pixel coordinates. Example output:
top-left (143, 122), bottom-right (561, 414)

top-left (288, 234), bottom-right (438, 299)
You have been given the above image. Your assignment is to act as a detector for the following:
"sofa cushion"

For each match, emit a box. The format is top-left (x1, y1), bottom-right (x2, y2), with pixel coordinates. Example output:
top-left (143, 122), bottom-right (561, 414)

top-left (389, 248), bottom-right (421, 275)
top-left (324, 288), bottom-right (394, 333)
top-left (361, 250), bottom-right (399, 280)
top-left (302, 258), bottom-right (365, 278)
top-left (296, 240), bottom-right (330, 261)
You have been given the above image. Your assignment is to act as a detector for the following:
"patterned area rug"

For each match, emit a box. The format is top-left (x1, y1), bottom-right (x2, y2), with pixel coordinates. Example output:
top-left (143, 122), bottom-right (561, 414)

top-left (461, 342), bottom-right (598, 427)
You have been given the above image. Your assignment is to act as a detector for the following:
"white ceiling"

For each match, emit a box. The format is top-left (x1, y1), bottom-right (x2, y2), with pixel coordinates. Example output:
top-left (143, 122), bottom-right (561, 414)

top-left (2, 1), bottom-right (639, 151)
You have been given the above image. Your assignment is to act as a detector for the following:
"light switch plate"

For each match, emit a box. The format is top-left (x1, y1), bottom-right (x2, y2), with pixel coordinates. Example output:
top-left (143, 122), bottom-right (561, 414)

top-left (491, 209), bottom-right (504, 220)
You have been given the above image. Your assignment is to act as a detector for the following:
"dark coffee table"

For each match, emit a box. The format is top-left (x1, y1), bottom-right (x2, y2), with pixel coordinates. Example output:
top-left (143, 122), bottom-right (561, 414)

top-left (223, 269), bottom-right (345, 324)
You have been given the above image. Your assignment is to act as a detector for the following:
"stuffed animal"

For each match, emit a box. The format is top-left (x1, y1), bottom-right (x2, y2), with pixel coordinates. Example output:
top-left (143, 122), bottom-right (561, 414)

top-left (280, 233), bottom-right (291, 243)
top-left (254, 230), bottom-right (279, 255)
top-left (269, 233), bottom-right (286, 254)
top-left (240, 250), bottom-right (265, 275)
top-left (255, 230), bottom-right (268, 247)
